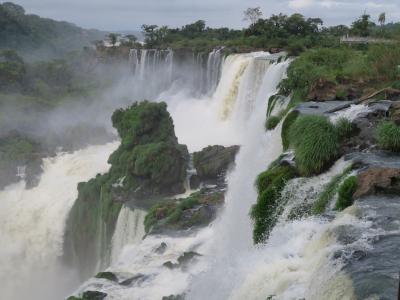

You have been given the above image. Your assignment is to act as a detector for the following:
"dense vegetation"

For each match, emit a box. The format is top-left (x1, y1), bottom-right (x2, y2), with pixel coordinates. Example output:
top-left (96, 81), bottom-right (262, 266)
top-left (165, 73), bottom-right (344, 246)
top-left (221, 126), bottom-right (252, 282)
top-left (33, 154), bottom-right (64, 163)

top-left (0, 2), bottom-right (105, 61)
top-left (279, 44), bottom-right (400, 105)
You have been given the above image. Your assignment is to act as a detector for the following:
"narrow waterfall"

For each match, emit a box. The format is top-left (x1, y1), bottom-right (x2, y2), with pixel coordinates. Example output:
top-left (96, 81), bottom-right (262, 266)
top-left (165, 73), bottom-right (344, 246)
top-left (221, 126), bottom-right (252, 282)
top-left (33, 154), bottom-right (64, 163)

top-left (0, 142), bottom-right (118, 300)
top-left (111, 206), bottom-right (146, 264)
top-left (206, 47), bottom-right (224, 93)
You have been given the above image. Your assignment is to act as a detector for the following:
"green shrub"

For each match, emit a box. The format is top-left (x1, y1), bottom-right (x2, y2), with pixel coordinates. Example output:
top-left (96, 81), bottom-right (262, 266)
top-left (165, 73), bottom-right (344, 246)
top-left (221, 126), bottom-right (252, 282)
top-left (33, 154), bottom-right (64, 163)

top-left (265, 116), bottom-right (281, 130)
top-left (376, 121), bottom-right (400, 152)
top-left (336, 176), bottom-right (358, 210)
top-left (289, 115), bottom-right (339, 176)
top-left (335, 117), bottom-right (355, 140)
top-left (251, 165), bottom-right (297, 244)
top-left (281, 110), bottom-right (299, 150)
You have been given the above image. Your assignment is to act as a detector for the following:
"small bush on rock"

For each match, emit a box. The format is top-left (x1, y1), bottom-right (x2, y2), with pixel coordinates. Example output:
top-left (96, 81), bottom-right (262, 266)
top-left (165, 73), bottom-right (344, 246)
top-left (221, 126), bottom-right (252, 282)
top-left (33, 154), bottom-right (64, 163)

top-left (376, 121), bottom-right (400, 152)
top-left (265, 116), bottom-right (281, 130)
top-left (289, 115), bottom-right (339, 176)
top-left (336, 176), bottom-right (358, 211)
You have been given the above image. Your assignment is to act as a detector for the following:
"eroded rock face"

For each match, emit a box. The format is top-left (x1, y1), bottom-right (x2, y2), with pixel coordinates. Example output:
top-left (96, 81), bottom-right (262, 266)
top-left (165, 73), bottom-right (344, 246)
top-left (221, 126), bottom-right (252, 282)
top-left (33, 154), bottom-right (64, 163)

top-left (354, 168), bottom-right (400, 199)
top-left (193, 145), bottom-right (239, 181)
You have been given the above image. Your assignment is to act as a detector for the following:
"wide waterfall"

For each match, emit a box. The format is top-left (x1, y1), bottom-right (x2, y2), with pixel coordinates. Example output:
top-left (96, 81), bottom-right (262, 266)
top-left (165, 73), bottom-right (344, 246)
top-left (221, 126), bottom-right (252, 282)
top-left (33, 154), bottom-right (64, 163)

top-left (70, 52), bottom-right (292, 299)
top-left (129, 48), bottom-right (224, 98)
top-left (1, 47), bottom-right (393, 300)
top-left (0, 142), bottom-right (118, 300)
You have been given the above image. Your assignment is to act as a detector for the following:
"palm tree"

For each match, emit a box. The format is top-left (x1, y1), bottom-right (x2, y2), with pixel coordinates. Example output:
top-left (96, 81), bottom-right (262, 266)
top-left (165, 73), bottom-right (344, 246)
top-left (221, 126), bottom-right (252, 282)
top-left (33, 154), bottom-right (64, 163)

top-left (379, 12), bottom-right (386, 27)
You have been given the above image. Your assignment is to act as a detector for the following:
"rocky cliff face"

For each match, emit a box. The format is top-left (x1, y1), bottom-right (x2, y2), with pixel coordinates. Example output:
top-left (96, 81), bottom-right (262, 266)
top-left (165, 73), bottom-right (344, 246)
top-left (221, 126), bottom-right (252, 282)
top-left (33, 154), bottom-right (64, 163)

top-left (63, 101), bottom-right (189, 280)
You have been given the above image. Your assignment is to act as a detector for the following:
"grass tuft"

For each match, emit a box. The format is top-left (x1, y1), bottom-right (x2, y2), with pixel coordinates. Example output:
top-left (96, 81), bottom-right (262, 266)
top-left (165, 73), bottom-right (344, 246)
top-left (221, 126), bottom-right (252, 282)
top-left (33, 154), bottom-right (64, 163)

top-left (290, 115), bottom-right (339, 176)
top-left (376, 121), bottom-right (400, 152)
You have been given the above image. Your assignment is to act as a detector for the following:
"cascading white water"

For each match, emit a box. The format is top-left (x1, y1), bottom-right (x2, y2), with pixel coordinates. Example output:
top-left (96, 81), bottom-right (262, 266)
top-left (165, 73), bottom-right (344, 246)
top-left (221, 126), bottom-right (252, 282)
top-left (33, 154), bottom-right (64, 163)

top-left (110, 206), bottom-right (146, 264)
top-left (0, 142), bottom-right (118, 300)
top-left (187, 57), bottom-right (290, 300)
top-left (72, 52), bottom-right (292, 300)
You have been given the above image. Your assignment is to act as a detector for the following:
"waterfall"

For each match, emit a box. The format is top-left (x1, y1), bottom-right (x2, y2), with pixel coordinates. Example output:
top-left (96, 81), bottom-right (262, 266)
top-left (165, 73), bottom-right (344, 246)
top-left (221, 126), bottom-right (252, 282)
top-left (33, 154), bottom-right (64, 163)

top-left (187, 56), bottom-right (290, 299)
top-left (206, 47), bottom-right (224, 94)
top-left (72, 52), bottom-right (291, 300)
top-left (128, 49), bottom-right (139, 74)
top-left (111, 206), bottom-right (146, 264)
top-left (0, 142), bottom-right (118, 300)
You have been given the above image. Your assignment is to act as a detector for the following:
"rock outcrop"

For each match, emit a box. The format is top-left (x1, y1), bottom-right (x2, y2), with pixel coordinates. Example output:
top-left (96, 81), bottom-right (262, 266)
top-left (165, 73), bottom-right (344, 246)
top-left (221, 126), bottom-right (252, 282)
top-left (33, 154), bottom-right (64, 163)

top-left (354, 168), bottom-right (400, 199)
top-left (192, 145), bottom-right (239, 182)
top-left (63, 101), bottom-right (188, 280)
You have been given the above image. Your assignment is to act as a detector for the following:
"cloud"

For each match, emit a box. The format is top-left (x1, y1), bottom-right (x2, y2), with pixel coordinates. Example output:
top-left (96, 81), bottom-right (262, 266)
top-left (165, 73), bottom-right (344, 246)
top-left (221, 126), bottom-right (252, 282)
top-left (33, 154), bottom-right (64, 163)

top-left (288, 0), bottom-right (314, 9)
top-left (11, 0), bottom-right (400, 30)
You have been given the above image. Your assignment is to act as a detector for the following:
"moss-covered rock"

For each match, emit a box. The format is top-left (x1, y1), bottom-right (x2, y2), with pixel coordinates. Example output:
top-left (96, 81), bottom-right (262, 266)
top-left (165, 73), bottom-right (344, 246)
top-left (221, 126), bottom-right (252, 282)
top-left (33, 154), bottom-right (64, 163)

top-left (95, 271), bottom-right (118, 282)
top-left (144, 189), bottom-right (224, 234)
top-left (193, 145), bottom-right (239, 181)
top-left (251, 164), bottom-right (297, 244)
top-left (63, 101), bottom-right (188, 280)
top-left (67, 291), bottom-right (107, 300)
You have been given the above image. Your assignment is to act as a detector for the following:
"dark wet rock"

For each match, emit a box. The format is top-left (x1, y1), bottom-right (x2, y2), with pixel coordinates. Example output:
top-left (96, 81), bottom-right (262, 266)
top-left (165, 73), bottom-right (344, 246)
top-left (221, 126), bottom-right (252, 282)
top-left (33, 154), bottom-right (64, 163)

top-left (339, 195), bottom-right (400, 300)
top-left (162, 294), bottom-right (185, 300)
top-left (189, 174), bottom-right (201, 190)
top-left (119, 273), bottom-right (147, 286)
top-left (70, 291), bottom-right (107, 300)
top-left (144, 189), bottom-right (224, 235)
top-left (193, 145), bottom-right (239, 181)
top-left (345, 151), bottom-right (400, 170)
top-left (163, 261), bottom-right (177, 269)
top-left (295, 101), bottom-right (352, 116)
top-left (82, 291), bottom-right (107, 300)
top-left (95, 271), bottom-right (118, 282)
top-left (163, 252), bottom-right (201, 270)
top-left (154, 242), bottom-right (167, 254)
top-left (177, 251), bottom-right (201, 267)
top-left (354, 168), bottom-right (400, 199)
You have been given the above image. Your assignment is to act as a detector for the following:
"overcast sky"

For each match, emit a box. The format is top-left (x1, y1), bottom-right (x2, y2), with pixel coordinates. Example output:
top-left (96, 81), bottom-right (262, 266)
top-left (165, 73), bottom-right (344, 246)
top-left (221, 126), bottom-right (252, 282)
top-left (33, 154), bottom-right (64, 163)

top-left (11, 0), bottom-right (400, 31)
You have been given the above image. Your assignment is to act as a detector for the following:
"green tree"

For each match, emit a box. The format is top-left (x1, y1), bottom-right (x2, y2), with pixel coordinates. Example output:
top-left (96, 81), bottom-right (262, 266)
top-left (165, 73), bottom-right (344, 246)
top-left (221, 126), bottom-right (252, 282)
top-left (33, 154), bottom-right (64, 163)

top-left (108, 33), bottom-right (119, 46)
top-left (378, 12), bottom-right (386, 27)
top-left (351, 14), bottom-right (374, 37)
top-left (243, 7), bottom-right (263, 25)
